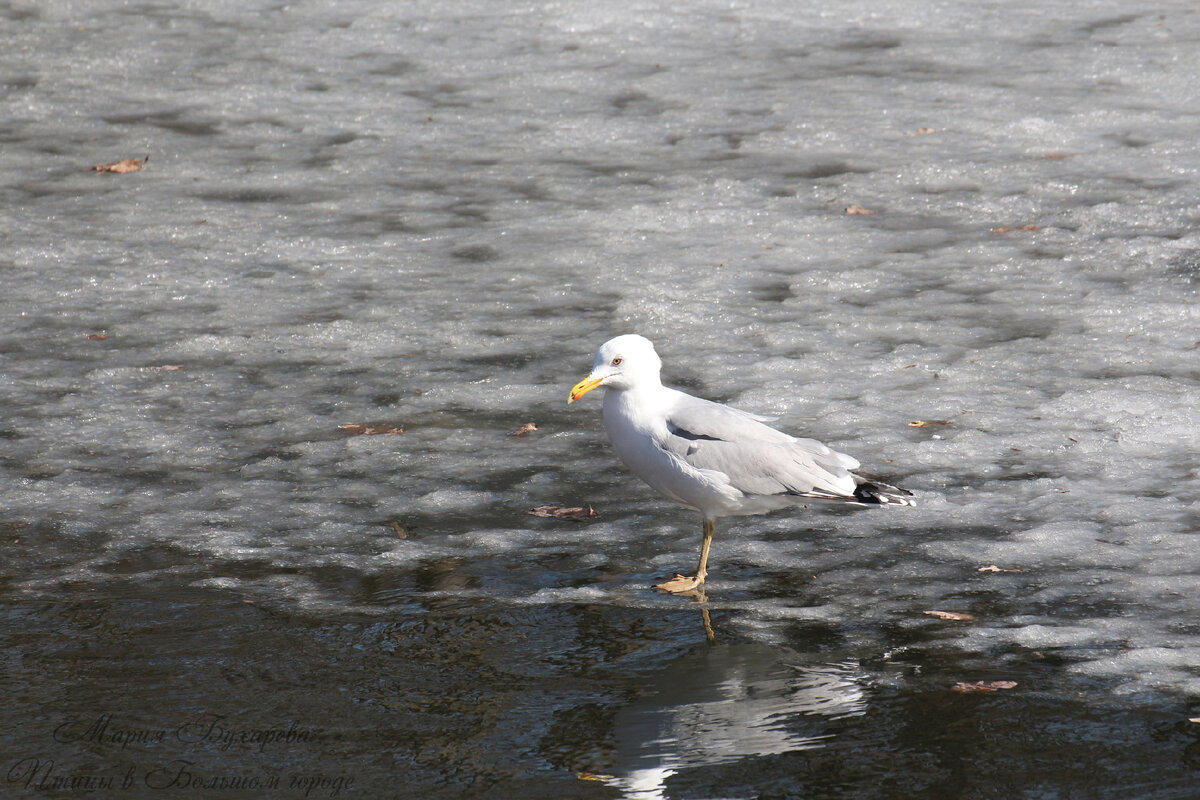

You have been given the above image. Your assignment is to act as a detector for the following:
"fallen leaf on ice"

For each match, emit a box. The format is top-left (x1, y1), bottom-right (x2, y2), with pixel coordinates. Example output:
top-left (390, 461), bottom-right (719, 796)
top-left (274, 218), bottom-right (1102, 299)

top-left (906, 127), bottom-right (937, 136)
top-left (387, 521), bottom-right (408, 539)
top-left (925, 610), bottom-right (975, 621)
top-left (909, 420), bottom-right (953, 428)
top-left (978, 564), bottom-right (1026, 573)
top-left (90, 155), bottom-right (149, 173)
top-left (528, 505), bottom-right (598, 521)
top-left (85, 333), bottom-right (109, 340)
top-left (951, 680), bottom-right (1017, 693)
top-left (508, 422), bottom-right (538, 437)
top-left (845, 204), bottom-right (876, 215)
top-left (337, 423), bottom-right (404, 435)
top-left (989, 225), bottom-right (1041, 234)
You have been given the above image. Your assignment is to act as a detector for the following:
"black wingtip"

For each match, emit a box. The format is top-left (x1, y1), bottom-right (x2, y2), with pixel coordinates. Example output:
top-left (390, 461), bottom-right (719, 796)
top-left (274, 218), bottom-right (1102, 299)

top-left (852, 473), bottom-right (915, 506)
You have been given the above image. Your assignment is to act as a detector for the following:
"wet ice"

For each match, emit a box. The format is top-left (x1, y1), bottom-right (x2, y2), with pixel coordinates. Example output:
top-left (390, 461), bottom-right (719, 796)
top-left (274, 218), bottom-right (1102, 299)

top-left (2, 0), bottom-right (1199, 734)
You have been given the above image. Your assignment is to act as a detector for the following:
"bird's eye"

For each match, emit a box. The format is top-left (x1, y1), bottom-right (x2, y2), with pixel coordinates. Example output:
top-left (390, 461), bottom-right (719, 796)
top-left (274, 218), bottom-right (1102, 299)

top-left (611, 357), bottom-right (623, 366)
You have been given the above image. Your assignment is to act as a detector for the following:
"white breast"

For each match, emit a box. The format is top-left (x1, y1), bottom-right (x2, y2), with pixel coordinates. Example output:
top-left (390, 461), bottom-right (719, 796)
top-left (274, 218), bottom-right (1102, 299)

top-left (602, 387), bottom-right (745, 516)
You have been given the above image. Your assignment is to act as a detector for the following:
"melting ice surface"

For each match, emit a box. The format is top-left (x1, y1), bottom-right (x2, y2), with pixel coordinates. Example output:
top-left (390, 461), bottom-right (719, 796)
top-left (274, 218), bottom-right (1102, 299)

top-left (2, 0), bottom-right (1199, 796)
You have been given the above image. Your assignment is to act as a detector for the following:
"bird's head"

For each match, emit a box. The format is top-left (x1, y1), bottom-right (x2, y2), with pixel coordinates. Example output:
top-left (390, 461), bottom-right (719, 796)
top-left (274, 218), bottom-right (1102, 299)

top-left (568, 334), bottom-right (662, 403)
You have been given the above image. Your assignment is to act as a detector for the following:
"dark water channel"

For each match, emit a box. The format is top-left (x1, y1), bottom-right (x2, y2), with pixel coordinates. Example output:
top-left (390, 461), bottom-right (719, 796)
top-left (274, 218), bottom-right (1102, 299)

top-left (5, 571), bottom-right (1199, 799)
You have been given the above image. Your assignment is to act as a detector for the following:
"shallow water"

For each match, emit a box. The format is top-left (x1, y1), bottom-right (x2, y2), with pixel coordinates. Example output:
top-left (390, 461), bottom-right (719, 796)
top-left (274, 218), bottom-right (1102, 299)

top-left (3, 0), bottom-right (1199, 797)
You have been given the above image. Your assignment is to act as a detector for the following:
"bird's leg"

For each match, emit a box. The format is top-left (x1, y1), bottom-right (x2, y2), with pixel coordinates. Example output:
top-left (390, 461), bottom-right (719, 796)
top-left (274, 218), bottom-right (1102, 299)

top-left (695, 517), bottom-right (714, 582)
top-left (655, 518), bottom-right (716, 594)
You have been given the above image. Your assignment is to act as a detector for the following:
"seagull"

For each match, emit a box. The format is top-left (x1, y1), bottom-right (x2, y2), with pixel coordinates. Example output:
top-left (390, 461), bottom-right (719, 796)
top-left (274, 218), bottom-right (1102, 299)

top-left (568, 334), bottom-right (913, 593)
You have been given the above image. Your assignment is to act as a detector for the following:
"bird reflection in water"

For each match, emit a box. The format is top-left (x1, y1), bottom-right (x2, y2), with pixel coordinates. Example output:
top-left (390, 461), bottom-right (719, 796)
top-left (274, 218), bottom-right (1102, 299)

top-left (576, 613), bottom-right (867, 800)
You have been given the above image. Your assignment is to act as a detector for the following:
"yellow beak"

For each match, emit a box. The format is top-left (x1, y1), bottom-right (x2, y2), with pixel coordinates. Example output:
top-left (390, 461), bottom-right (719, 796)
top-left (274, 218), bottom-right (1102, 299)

top-left (568, 374), bottom-right (605, 404)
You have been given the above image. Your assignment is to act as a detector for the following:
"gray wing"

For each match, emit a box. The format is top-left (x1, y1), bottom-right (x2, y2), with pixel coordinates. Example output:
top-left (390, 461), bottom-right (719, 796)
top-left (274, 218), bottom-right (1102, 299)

top-left (660, 393), bottom-right (861, 500)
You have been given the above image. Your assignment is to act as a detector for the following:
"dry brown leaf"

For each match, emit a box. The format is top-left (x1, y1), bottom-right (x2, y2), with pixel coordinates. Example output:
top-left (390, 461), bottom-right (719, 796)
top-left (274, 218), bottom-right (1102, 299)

top-left (906, 127), bottom-right (937, 136)
top-left (951, 680), bottom-right (1017, 693)
top-left (990, 225), bottom-right (1041, 234)
top-left (978, 564), bottom-right (1026, 573)
top-left (387, 521), bottom-right (408, 539)
top-left (909, 420), bottom-right (953, 428)
top-left (528, 505), bottom-right (598, 522)
top-left (338, 423), bottom-right (404, 435)
top-left (577, 772), bottom-right (613, 782)
top-left (1044, 152), bottom-right (1071, 160)
top-left (85, 333), bottom-right (109, 340)
top-left (925, 610), bottom-right (975, 621)
top-left (90, 155), bottom-right (148, 173)
top-left (508, 422), bottom-right (538, 437)
top-left (845, 204), bottom-right (876, 215)
top-left (26, 464), bottom-right (58, 478)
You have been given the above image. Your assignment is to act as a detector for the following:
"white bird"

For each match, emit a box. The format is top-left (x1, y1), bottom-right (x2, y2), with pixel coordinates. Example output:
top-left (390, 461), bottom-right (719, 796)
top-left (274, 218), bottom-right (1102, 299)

top-left (568, 334), bottom-right (913, 593)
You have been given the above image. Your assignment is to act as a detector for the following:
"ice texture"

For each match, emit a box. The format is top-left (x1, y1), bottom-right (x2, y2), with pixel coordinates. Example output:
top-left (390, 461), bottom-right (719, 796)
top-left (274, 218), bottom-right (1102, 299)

top-left (1, 0), bottom-right (1198, 701)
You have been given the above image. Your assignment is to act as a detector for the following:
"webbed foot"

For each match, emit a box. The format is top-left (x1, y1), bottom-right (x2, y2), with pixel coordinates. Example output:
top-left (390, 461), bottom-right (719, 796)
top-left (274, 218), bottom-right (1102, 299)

top-left (654, 573), bottom-right (705, 593)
